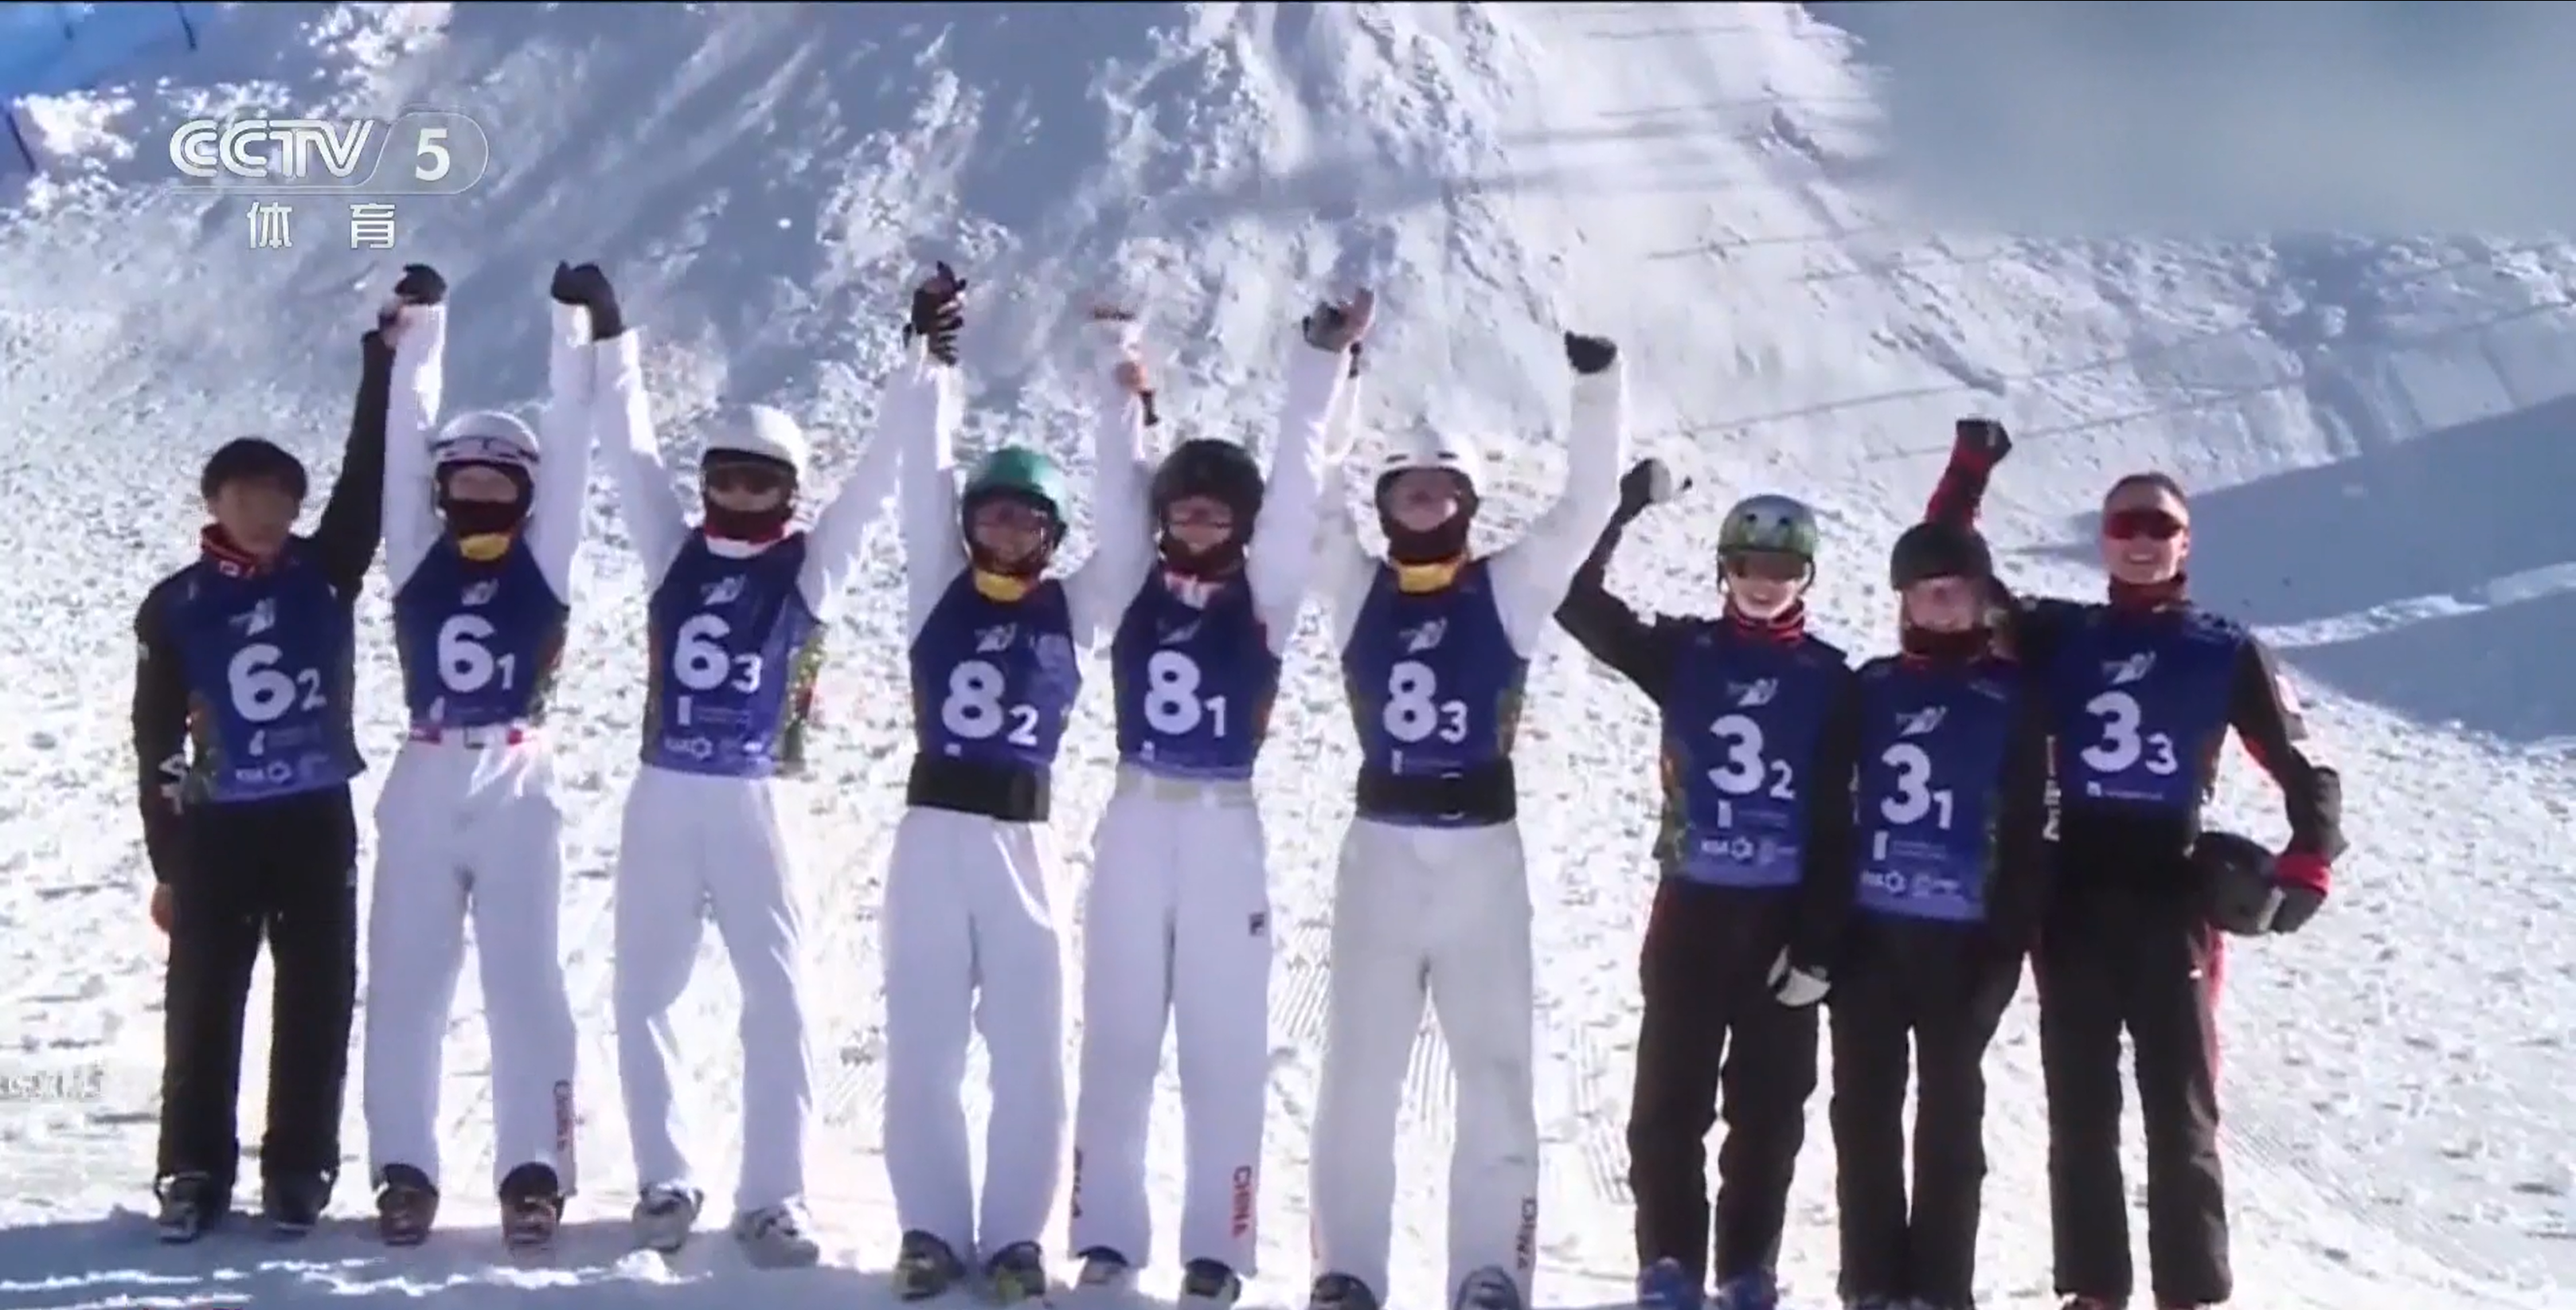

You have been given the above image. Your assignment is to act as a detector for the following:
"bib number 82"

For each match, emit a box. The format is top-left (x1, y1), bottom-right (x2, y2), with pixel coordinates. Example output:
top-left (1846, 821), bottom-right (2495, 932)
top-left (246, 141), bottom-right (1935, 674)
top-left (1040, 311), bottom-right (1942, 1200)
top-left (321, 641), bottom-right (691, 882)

top-left (228, 642), bottom-right (326, 735)
top-left (944, 659), bottom-right (1041, 746)
top-left (1382, 659), bottom-right (1468, 744)
top-left (1142, 649), bottom-right (1229, 737)
top-left (2079, 689), bottom-right (2178, 776)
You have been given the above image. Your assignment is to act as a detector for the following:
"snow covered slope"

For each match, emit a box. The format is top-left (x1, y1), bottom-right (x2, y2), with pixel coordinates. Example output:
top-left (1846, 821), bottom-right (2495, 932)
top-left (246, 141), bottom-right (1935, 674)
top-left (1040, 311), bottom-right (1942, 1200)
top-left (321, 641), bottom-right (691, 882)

top-left (0, 3), bottom-right (2570, 1307)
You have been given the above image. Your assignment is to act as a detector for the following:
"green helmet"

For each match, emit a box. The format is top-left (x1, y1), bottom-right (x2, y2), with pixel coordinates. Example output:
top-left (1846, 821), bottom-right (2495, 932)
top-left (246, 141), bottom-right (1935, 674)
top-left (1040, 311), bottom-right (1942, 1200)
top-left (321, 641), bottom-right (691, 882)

top-left (961, 445), bottom-right (1070, 537)
top-left (1718, 493), bottom-right (1820, 561)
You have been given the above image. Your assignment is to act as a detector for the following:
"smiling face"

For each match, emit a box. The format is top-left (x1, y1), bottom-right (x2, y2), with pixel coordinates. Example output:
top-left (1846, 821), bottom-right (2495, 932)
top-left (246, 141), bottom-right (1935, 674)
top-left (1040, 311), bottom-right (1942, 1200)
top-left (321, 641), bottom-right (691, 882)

top-left (1901, 574), bottom-right (1984, 632)
top-left (1380, 467), bottom-right (1467, 534)
top-left (205, 476), bottom-right (300, 557)
top-left (1162, 494), bottom-right (1237, 553)
top-left (970, 495), bottom-right (1054, 569)
top-left (1721, 549), bottom-right (1808, 620)
top-left (2099, 476), bottom-right (2191, 586)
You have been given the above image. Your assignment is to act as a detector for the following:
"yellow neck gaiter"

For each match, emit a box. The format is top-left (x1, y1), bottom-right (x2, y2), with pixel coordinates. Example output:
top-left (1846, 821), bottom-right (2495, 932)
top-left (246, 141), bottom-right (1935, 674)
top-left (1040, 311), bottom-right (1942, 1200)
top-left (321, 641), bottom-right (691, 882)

top-left (1393, 557), bottom-right (1464, 593)
top-left (973, 569), bottom-right (1037, 602)
top-left (456, 533), bottom-right (514, 563)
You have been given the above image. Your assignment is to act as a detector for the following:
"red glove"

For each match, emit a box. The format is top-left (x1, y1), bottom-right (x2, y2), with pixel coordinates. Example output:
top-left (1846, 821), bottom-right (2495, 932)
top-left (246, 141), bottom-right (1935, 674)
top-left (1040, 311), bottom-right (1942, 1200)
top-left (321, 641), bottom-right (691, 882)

top-left (2271, 851), bottom-right (2330, 933)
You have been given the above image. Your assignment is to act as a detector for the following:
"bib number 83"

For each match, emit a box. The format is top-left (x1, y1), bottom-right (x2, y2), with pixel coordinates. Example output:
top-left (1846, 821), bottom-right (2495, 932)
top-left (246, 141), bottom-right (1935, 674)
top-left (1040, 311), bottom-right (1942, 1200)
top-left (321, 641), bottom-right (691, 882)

top-left (2079, 689), bottom-right (2178, 776)
top-left (1142, 649), bottom-right (1229, 737)
top-left (1382, 659), bottom-right (1468, 744)
top-left (944, 659), bottom-right (1042, 746)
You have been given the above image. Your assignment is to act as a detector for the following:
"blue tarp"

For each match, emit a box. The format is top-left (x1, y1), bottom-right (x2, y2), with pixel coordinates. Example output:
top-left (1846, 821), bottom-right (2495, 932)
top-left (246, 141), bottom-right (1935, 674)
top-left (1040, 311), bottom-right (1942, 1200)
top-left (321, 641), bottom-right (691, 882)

top-left (0, 2), bottom-right (204, 170)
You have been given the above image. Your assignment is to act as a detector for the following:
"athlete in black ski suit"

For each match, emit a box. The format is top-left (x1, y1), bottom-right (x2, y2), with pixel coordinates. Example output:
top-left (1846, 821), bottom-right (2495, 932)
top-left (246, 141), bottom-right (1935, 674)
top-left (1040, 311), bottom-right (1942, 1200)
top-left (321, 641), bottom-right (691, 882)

top-left (1792, 519), bottom-right (2050, 1310)
top-left (133, 271), bottom-right (420, 1238)
top-left (1923, 419), bottom-right (2345, 1310)
top-left (1556, 460), bottom-right (1854, 1307)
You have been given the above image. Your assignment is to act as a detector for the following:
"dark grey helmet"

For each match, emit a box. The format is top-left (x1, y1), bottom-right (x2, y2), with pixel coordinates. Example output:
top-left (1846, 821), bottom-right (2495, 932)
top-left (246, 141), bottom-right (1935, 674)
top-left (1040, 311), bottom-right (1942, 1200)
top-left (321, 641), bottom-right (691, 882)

top-left (1717, 494), bottom-right (1819, 561)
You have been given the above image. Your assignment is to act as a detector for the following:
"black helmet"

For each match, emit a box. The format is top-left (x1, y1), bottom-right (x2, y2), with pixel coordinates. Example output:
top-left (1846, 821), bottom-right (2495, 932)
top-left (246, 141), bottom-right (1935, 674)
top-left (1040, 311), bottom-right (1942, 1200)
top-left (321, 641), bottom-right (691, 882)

top-left (1150, 438), bottom-right (1265, 573)
top-left (1890, 519), bottom-right (1993, 591)
top-left (199, 436), bottom-right (309, 502)
top-left (2194, 829), bottom-right (2282, 936)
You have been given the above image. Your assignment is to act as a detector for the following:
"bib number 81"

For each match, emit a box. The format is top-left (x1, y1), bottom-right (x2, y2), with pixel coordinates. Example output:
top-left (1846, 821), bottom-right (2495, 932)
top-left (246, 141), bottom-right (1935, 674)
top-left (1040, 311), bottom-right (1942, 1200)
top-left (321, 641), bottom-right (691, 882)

top-left (944, 658), bottom-right (1042, 746)
top-left (1142, 649), bottom-right (1229, 737)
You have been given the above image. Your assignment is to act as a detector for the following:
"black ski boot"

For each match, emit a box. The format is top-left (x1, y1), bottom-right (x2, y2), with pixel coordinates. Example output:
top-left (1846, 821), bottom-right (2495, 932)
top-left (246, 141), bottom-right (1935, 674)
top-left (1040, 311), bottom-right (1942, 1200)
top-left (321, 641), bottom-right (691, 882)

top-left (498, 1163), bottom-right (565, 1249)
top-left (373, 1165), bottom-right (440, 1246)
top-left (1181, 1257), bottom-right (1244, 1308)
top-left (984, 1240), bottom-right (1051, 1304)
top-left (153, 1171), bottom-right (226, 1244)
top-left (1309, 1273), bottom-right (1382, 1310)
top-left (1075, 1245), bottom-right (1134, 1292)
top-left (260, 1172), bottom-right (330, 1238)
top-left (892, 1228), bottom-right (967, 1300)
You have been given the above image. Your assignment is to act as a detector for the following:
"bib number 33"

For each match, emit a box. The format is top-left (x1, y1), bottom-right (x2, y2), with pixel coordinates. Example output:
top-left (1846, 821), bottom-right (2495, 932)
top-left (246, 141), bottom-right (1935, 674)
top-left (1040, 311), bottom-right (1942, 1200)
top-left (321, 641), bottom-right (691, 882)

top-left (2080, 689), bottom-right (2178, 776)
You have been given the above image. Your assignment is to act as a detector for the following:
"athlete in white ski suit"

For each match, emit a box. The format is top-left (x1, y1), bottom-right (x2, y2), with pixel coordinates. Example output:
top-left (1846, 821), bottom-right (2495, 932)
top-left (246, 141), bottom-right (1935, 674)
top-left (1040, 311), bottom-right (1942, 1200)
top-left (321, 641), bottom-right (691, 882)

top-left (599, 312), bottom-right (905, 1261)
top-left (362, 290), bottom-right (588, 1210)
top-left (1068, 306), bottom-right (1364, 1289)
top-left (878, 297), bottom-right (1150, 1288)
top-left (1308, 332), bottom-right (1629, 1310)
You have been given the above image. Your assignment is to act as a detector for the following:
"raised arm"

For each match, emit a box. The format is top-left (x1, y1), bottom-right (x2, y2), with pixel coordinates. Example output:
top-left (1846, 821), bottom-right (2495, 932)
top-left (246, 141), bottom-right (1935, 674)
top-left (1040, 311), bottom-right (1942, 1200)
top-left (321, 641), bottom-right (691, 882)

top-left (1244, 304), bottom-right (1364, 650)
top-left (377, 292), bottom-right (447, 590)
top-left (1062, 319), bottom-right (1157, 648)
top-left (1556, 459), bottom-right (1682, 698)
top-left (593, 315), bottom-right (693, 589)
top-left (524, 266), bottom-right (611, 600)
top-left (310, 310), bottom-right (405, 600)
top-left (898, 266), bottom-right (972, 639)
top-left (794, 380), bottom-right (909, 620)
top-left (131, 579), bottom-right (190, 890)
top-left (1311, 350), bottom-right (1381, 653)
top-left (1488, 333), bottom-right (1631, 654)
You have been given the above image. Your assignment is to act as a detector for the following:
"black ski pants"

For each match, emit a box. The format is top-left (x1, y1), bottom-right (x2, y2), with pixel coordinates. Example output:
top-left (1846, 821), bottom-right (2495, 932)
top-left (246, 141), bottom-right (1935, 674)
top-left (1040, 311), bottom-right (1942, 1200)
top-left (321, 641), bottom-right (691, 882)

top-left (1828, 917), bottom-right (2021, 1308)
top-left (1627, 879), bottom-right (1816, 1283)
top-left (2038, 856), bottom-right (2229, 1308)
top-left (156, 785), bottom-right (359, 1202)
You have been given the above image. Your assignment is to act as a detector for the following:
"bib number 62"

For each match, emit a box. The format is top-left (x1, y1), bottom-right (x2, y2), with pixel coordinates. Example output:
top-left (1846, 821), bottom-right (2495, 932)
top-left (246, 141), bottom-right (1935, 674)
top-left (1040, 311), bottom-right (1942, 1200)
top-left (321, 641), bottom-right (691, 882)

top-left (228, 642), bottom-right (325, 726)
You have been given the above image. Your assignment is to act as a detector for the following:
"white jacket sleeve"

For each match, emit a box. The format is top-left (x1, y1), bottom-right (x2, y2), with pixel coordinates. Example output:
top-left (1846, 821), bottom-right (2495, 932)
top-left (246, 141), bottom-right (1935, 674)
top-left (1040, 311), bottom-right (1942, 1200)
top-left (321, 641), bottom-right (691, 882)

top-left (526, 303), bottom-right (596, 603)
top-left (1311, 372), bottom-right (1380, 653)
top-left (794, 392), bottom-right (906, 620)
top-left (1061, 370), bottom-right (1155, 649)
top-left (593, 330), bottom-right (694, 590)
top-left (1245, 341), bottom-right (1351, 654)
top-left (380, 304), bottom-right (448, 589)
top-left (894, 348), bottom-right (967, 643)
top-left (1487, 358), bottom-right (1631, 655)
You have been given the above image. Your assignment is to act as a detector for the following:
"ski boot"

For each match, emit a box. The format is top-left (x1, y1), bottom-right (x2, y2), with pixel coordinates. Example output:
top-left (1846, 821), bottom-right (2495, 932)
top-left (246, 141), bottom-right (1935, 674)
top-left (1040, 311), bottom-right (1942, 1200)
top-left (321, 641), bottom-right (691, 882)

top-left (373, 1165), bottom-right (440, 1246)
top-left (985, 1241), bottom-right (1052, 1304)
top-left (893, 1228), bottom-right (968, 1300)
top-left (153, 1171), bottom-right (225, 1245)
top-left (631, 1182), bottom-right (702, 1254)
top-left (1711, 1270), bottom-right (1780, 1310)
top-left (499, 1163), bottom-right (565, 1249)
top-left (260, 1171), bottom-right (330, 1238)
top-left (1180, 1258), bottom-right (1242, 1309)
top-left (1308, 1273), bottom-right (1382, 1310)
top-left (2059, 1299), bottom-right (2124, 1310)
top-left (1637, 1259), bottom-right (1704, 1310)
top-left (1075, 1246), bottom-right (1136, 1293)
top-left (1839, 1297), bottom-right (1904, 1310)
top-left (1453, 1266), bottom-right (1524, 1310)
top-left (733, 1201), bottom-right (823, 1268)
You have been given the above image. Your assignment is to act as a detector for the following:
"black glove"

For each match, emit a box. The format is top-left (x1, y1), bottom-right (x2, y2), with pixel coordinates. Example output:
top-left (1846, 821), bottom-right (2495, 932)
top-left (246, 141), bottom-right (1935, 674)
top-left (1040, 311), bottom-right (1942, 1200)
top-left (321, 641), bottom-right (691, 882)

top-left (549, 261), bottom-right (626, 339)
top-left (1616, 457), bottom-right (1683, 520)
top-left (908, 262), bottom-right (967, 365)
top-left (1563, 331), bottom-right (1617, 375)
top-left (1953, 416), bottom-right (2011, 469)
top-left (1347, 340), bottom-right (1365, 378)
top-left (2268, 882), bottom-right (2325, 935)
top-left (1302, 289), bottom-right (1374, 352)
top-left (392, 263), bottom-right (447, 307)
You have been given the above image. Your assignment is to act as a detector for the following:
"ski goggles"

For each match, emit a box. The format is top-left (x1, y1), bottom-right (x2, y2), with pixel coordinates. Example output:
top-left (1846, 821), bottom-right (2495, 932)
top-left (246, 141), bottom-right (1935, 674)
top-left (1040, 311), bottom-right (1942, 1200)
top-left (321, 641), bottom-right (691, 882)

top-left (704, 461), bottom-right (793, 495)
top-left (2102, 508), bottom-right (2186, 541)
top-left (432, 432), bottom-right (536, 470)
top-left (1721, 549), bottom-right (1810, 583)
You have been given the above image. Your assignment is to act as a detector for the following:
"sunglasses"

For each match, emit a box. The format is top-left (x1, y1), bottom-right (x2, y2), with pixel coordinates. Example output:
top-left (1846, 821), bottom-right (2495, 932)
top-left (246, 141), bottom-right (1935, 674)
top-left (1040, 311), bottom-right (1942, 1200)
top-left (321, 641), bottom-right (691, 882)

top-left (1722, 549), bottom-right (1808, 583)
top-left (2103, 508), bottom-right (2186, 541)
top-left (706, 463), bottom-right (792, 495)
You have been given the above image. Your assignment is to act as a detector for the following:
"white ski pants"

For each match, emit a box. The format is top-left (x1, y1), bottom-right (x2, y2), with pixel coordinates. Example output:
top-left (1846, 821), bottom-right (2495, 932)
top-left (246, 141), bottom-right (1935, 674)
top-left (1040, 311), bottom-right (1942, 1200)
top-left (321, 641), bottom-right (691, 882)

top-left (363, 729), bottom-right (580, 1194)
top-left (881, 804), bottom-right (1068, 1262)
top-left (1069, 768), bottom-right (1274, 1274)
top-left (612, 764), bottom-right (812, 1215)
top-left (1310, 816), bottom-right (1541, 1306)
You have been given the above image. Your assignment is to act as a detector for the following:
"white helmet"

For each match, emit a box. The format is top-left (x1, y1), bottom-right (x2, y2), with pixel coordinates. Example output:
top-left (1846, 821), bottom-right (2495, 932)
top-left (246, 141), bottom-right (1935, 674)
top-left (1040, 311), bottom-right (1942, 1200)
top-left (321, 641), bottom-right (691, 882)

top-left (1373, 427), bottom-right (1485, 500)
top-left (703, 403), bottom-right (809, 482)
top-left (432, 411), bottom-right (539, 471)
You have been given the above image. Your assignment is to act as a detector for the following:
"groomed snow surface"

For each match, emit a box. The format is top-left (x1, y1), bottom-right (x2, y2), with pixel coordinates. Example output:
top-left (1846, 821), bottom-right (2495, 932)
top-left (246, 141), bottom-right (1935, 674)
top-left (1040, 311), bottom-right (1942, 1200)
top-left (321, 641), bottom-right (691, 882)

top-left (1, 4), bottom-right (2570, 1308)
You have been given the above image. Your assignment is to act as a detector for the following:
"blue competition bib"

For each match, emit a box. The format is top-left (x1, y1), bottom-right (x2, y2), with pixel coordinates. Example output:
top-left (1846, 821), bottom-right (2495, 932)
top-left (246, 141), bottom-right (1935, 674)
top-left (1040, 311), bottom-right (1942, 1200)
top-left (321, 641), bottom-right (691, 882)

top-left (1111, 573), bottom-right (1280, 780)
top-left (1339, 561), bottom-right (1526, 776)
top-left (1658, 628), bottom-right (1847, 888)
top-left (909, 573), bottom-right (1083, 771)
top-left (641, 536), bottom-right (826, 778)
top-left (393, 537), bottom-right (569, 728)
top-left (1851, 656), bottom-right (2023, 924)
top-left (171, 545), bottom-right (362, 803)
top-left (2049, 609), bottom-right (2239, 811)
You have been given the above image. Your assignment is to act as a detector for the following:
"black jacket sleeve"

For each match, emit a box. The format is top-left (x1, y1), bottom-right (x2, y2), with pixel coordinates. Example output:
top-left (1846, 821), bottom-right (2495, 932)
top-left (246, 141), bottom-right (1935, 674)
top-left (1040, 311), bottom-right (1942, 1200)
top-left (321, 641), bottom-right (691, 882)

top-left (131, 577), bottom-right (192, 886)
top-left (307, 330), bottom-right (397, 600)
top-left (2228, 635), bottom-right (2345, 862)
top-left (1984, 671), bottom-right (2055, 954)
top-left (1554, 509), bottom-right (1678, 702)
top-left (1788, 667), bottom-right (1863, 973)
